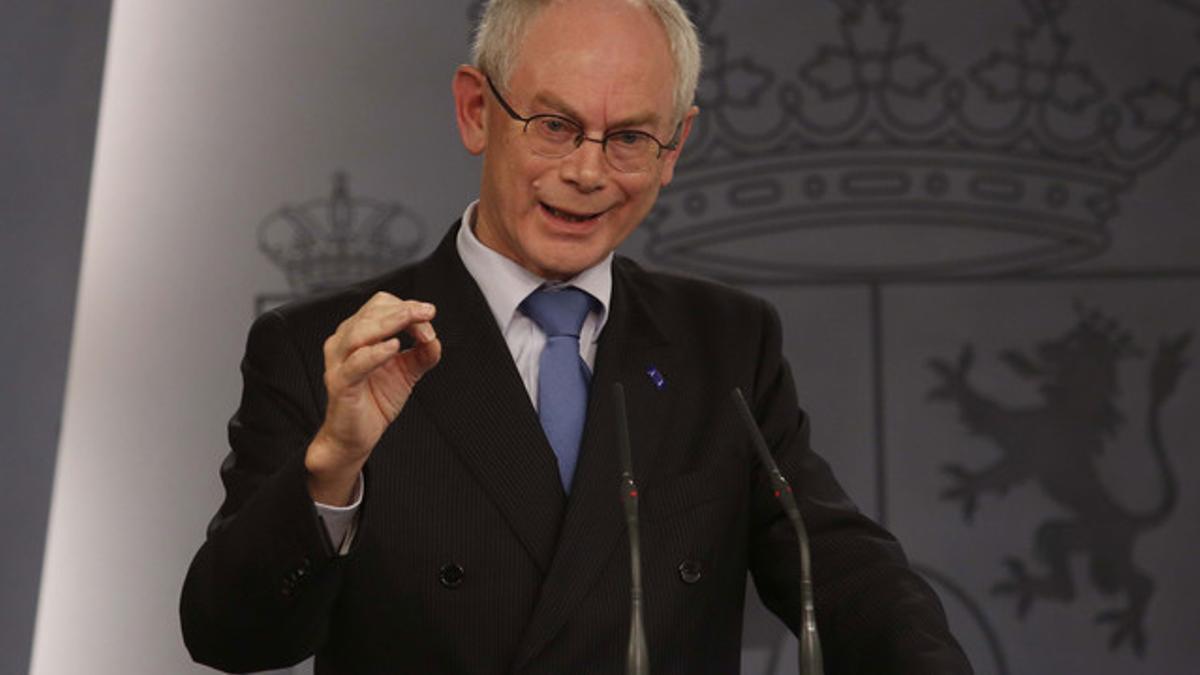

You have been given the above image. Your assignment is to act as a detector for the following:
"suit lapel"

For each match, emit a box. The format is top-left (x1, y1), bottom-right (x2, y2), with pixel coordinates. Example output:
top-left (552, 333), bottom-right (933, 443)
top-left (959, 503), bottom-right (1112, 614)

top-left (512, 259), bottom-right (679, 669)
top-left (403, 226), bottom-right (566, 573)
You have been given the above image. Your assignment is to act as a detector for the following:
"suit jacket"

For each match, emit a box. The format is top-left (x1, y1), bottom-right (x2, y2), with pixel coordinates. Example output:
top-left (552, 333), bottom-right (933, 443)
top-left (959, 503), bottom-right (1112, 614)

top-left (181, 223), bottom-right (972, 674)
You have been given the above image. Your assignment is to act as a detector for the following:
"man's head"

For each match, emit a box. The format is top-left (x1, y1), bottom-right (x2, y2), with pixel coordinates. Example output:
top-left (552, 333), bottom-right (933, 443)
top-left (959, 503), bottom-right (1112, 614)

top-left (453, 0), bottom-right (702, 280)
top-left (472, 0), bottom-right (701, 125)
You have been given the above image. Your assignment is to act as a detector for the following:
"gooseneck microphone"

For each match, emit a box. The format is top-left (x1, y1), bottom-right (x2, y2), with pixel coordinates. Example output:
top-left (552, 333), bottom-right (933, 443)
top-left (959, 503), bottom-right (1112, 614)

top-left (612, 383), bottom-right (650, 675)
top-left (730, 388), bottom-right (825, 675)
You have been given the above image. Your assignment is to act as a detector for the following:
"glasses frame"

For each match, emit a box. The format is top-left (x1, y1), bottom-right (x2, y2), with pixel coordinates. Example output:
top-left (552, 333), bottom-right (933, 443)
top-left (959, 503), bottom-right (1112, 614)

top-left (485, 75), bottom-right (681, 173)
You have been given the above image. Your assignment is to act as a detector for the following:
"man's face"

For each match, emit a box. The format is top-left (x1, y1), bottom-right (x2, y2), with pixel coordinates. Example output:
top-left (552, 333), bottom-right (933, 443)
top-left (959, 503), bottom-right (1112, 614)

top-left (458, 0), bottom-right (695, 280)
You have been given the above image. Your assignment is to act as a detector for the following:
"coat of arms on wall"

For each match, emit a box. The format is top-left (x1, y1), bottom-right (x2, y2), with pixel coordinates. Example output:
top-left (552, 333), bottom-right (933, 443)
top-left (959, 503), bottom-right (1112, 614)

top-left (640, 0), bottom-right (1199, 672)
top-left (929, 306), bottom-right (1190, 656)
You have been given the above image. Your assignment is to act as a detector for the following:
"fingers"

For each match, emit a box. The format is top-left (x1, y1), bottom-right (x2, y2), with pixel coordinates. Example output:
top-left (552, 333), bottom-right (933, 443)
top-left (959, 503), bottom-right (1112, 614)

top-left (394, 331), bottom-right (443, 381)
top-left (343, 301), bottom-right (433, 354)
top-left (322, 293), bottom-right (442, 389)
top-left (335, 328), bottom-right (443, 393)
top-left (335, 337), bottom-right (403, 390)
top-left (325, 293), bottom-right (436, 365)
top-left (407, 319), bottom-right (437, 345)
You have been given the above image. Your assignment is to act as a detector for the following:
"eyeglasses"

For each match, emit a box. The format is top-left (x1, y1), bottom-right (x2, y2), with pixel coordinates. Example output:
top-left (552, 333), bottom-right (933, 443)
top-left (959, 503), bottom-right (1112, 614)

top-left (485, 76), bottom-right (680, 174)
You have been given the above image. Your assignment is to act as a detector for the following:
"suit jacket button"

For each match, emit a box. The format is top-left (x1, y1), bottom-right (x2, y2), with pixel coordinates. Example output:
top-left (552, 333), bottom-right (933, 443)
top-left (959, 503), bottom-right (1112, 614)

top-left (439, 563), bottom-right (465, 589)
top-left (678, 559), bottom-right (703, 584)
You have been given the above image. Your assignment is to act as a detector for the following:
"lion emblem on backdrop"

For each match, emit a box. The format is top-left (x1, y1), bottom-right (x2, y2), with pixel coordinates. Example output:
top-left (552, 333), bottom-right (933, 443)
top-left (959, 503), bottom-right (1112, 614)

top-left (927, 305), bottom-right (1191, 656)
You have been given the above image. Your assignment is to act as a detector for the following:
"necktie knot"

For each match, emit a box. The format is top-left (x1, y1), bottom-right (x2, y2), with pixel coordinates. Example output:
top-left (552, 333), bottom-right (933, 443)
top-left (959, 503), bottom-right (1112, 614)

top-left (520, 286), bottom-right (593, 338)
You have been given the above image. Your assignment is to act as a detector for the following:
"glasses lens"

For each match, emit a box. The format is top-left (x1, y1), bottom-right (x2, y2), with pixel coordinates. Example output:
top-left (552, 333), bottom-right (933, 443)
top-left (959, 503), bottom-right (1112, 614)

top-left (526, 116), bottom-right (580, 158)
top-left (605, 131), bottom-right (657, 173)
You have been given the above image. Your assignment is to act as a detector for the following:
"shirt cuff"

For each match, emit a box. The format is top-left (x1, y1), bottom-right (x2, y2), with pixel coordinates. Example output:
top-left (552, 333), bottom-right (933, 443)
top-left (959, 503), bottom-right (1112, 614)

top-left (314, 473), bottom-right (363, 556)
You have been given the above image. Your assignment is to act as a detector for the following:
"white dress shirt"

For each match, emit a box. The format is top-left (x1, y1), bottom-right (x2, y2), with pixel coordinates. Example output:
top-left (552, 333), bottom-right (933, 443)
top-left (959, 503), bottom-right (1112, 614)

top-left (456, 200), bottom-right (611, 398)
top-left (315, 201), bottom-right (613, 551)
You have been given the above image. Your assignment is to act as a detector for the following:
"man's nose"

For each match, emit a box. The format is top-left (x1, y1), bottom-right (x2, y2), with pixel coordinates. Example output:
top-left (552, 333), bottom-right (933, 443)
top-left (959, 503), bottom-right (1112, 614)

top-left (559, 136), bottom-right (609, 191)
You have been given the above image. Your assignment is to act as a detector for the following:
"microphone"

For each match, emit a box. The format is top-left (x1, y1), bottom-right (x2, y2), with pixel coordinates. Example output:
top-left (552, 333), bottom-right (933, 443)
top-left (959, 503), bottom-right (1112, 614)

top-left (730, 388), bottom-right (825, 675)
top-left (612, 383), bottom-right (650, 675)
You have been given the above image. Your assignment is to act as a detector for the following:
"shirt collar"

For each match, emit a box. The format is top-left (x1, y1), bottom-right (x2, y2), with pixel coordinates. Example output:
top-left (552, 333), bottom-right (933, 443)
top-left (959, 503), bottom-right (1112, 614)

top-left (456, 200), bottom-right (612, 337)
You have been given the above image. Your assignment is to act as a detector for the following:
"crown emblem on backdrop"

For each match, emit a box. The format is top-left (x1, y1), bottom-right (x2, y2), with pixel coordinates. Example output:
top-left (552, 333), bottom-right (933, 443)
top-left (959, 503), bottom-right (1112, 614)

top-left (648, 0), bottom-right (1200, 283)
top-left (258, 172), bottom-right (425, 299)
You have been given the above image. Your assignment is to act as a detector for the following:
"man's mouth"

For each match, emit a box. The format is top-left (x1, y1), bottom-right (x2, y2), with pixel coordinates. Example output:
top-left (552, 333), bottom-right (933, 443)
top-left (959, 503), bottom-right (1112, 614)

top-left (541, 202), bottom-right (605, 223)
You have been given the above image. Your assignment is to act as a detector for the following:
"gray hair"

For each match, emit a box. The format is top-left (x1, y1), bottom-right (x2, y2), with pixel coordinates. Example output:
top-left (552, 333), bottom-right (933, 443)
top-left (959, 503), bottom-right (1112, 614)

top-left (471, 0), bottom-right (701, 122)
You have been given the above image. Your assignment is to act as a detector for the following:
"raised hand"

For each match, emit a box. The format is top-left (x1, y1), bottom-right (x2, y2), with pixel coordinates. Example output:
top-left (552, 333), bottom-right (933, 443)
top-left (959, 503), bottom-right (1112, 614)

top-left (305, 292), bottom-right (442, 504)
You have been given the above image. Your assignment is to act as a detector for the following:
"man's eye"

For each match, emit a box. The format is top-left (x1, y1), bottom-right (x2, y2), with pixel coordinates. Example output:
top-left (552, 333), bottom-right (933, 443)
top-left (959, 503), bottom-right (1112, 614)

top-left (536, 117), bottom-right (577, 137)
top-left (610, 131), bottom-right (649, 147)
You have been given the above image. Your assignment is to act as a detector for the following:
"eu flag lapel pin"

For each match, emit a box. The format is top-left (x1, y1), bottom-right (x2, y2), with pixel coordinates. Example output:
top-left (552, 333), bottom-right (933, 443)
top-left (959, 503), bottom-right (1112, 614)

top-left (645, 365), bottom-right (666, 390)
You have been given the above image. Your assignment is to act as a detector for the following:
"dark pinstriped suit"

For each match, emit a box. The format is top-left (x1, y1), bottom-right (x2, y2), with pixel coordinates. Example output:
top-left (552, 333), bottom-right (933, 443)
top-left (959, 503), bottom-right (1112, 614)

top-left (180, 223), bottom-right (971, 674)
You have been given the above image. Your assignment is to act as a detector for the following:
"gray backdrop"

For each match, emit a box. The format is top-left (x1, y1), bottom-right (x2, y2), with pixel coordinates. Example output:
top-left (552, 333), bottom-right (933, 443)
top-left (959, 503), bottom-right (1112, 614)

top-left (6, 1), bottom-right (1198, 674)
top-left (1, 2), bottom-right (111, 675)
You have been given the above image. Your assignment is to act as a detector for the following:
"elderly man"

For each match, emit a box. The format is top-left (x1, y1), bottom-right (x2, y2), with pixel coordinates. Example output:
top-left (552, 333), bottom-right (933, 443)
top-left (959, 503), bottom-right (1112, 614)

top-left (181, 1), bottom-right (972, 673)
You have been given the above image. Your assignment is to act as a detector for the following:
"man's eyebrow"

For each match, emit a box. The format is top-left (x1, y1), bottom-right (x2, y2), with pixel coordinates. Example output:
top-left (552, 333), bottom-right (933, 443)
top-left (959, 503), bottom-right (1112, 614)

top-left (530, 91), bottom-right (662, 130)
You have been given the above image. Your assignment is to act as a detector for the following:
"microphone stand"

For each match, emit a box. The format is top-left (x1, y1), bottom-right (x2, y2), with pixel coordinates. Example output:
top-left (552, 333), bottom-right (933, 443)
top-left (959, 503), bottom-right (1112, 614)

top-left (612, 384), bottom-right (650, 675)
top-left (731, 388), bottom-right (825, 675)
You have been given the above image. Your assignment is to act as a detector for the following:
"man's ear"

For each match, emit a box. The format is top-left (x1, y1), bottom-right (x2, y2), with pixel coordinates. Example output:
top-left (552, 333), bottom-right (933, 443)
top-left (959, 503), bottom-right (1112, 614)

top-left (658, 104), bottom-right (699, 188)
top-left (453, 65), bottom-right (488, 155)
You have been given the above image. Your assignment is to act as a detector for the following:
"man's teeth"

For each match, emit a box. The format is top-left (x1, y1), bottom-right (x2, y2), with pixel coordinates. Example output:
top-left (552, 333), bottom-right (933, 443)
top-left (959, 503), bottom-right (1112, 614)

top-left (545, 204), bottom-right (598, 222)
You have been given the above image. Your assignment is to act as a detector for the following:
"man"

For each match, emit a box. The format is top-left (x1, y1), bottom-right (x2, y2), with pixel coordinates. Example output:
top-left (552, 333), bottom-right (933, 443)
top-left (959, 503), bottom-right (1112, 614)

top-left (181, 1), bottom-right (972, 673)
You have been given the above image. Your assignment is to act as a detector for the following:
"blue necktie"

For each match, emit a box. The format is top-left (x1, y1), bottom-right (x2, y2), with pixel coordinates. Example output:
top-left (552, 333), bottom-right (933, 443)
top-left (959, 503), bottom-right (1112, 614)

top-left (521, 286), bottom-right (594, 492)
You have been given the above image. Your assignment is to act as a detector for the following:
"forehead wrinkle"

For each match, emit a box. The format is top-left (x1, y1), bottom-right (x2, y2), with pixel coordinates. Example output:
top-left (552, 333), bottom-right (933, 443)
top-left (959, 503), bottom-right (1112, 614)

top-left (529, 91), bottom-right (584, 121)
top-left (510, 1), bottom-right (676, 133)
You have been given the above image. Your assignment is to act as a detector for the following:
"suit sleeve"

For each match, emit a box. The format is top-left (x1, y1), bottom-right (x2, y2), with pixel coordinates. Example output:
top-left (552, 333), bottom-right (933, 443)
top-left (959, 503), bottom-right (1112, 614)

top-left (744, 301), bottom-right (974, 675)
top-left (180, 309), bottom-right (349, 673)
